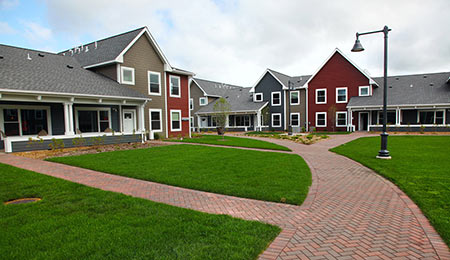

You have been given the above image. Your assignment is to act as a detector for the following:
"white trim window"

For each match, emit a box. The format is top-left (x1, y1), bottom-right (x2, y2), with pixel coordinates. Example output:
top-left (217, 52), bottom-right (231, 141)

top-left (148, 71), bottom-right (161, 95)
top-left (290, 113), bottom-right (300, 127)
top-left (418, 110), bottom-right (445, 125)
top-left (199, 97), bottom-right (208, 106)
top-left (272, 113), bottom-right (281, 127)
top-left (336, 112), bottom-right (347, 127)
top-left (290, 91), bottom-right (300, 105)
top-left (169, 75), bottom-right (181, 98)
top-left (149, 109), bottom-right (162, 133)
top-left (121, 66), bottom-right (135, 85)
top-left (316, 112), bottom-right (327, 127)
top-left (271, 92), bottom-right (281, 106)
top-left (75, 107), bottom-right (111, 133)
top-left (316, 89), bottom-right (326, 104)
top-left (359, 86), bottom-right (370, 96)
top-left (336, 87), bottom-right (348, 103)
top-left (189, 98), bottom-right (194, 110)
top-left (171, 110), bottom-right (182, 131)
top-left (254, 93), bottom-right (263, 102)
top-left (0, 105), bottom-right (52, 136)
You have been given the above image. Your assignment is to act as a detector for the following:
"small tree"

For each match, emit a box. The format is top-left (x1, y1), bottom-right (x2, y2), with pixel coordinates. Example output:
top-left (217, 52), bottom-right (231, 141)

top-left (213, 97), bottom-right (231, 137)
top-left (328, 104), bottom-right (337, 132)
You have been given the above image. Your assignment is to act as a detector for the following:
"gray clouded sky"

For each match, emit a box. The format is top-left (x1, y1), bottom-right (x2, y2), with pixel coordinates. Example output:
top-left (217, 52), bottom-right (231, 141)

top-left (1, 0), bottom-right (449, 86)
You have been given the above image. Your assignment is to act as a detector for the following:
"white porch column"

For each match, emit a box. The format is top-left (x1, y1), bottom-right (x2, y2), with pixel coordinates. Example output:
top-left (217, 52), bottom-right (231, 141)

top-left (64, 102), bottom-right (75, 135)
top-left (256, 111), bottom-right (261, 131)
top-left (347, 108), bottom-right (352, 132)
top-left (396, 107), bottom-right (401, 126)
top-left (138, 104), bottom-right (145, 132)
top-left (226, 115), bottom-right (230, 128)
top-left (197, 115), bottom-right (201, 131)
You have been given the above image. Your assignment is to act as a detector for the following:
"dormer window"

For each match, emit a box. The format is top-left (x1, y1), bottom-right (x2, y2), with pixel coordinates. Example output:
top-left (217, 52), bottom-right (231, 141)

top-left (254, 93), bottom-right (263, 102)
top-left (359, 86), bottom-right (370, 96)
top-left (199, 97), bottom-right (207, 106)
top-left (121, 66), bottom-right (135, 85)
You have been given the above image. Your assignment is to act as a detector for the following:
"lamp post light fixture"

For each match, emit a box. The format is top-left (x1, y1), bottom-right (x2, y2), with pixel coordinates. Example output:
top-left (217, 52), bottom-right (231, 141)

top-left (351, 25), bottom-right (392, 159)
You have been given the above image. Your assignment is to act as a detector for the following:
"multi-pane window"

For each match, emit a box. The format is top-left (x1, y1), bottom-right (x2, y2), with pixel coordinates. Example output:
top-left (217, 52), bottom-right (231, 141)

top-left (336, 112), bottom-right (347, 126)
top-left (150, 109), bottom-right (162, 132)
top-left (359, 86), bottom-right (370, 96)
top-left (121, 66), bottom-right (135, 85)
top-left (378, 111), bottom-right (396, 125)
top-left (199, 97), bottom-right (207, 106)
top-left (316, 112), bottom-right (326, 127)
top-left (171, 110), bottom-right (181, 131)
top-left (3, 109), bottom-right (20, 136)
top-left (77, 109), bottom-right (110, 133)
top-left (272, 113), bottom-right (281, 127)
top-left (235, 115), bottom-right (251, 127)
top-left (290, 91), bottom-right (299, 105)
top-left (290, 113), bottom-right (300, 127)
top-left (316, 89), bottom-right (326, 104)
top-left (272, 92), bottom-right (281, 106)
top-left (336, 88), bottom-right (347, 103)
top-left (170, 76), bottom-right (181, 97)
top-left (419, 110), bottom-right (444, 124)
top-left (148, 71), bottom-right (161, 95)
top-left (3, 108), bottom-right (49, 136)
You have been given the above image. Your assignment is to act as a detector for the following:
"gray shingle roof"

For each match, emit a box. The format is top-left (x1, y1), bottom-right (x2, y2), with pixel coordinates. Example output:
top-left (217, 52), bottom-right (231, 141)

top-left (348, 72), bottom-right (450, 107)
top-left (59, 27), bottom-right (144, 67)
top-left (196, 87), bottom-right (267, 114)
top-left (193, 78), bottom-right (244, 97)
top-left (267, 69), bottom-right (311, 88)
top-left (0, 44), bottom-right (148, 99)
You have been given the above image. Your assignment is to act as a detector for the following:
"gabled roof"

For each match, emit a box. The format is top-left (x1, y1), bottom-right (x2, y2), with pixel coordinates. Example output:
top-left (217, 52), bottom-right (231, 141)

top-left (196, 87), bottom-right (267, 114)
top-left (0, 44), bottom-right (149, 100)
top-left (305, 48), bottom-right (378, 87)
top-left (250, 68), bottom-right (310, 92)
top-left (192, 78), bottom-right (243, 97)
top-left (347, 72), bottom-right (450, 107)
top-left (59, 27), bottom-right (171, 69)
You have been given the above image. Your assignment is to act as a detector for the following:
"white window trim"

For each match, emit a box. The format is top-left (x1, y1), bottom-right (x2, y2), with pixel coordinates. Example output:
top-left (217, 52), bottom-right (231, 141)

top-left (315, 89), bottom-right (327, 104)
top-left (254, 93), bottom-right (263, 102)
top-left (170, 109), bottom-right (182, 132)
top-left (271, 113), bottom-right (282, 127)
top-left (336, 87), bottom-right (348, 103)
top-left (290, 91), bottom-right (300, 105)
top-left (199, 97), bottom-right (208, 106)
top-left (120, 66), bottom-right (135, 85)
top-left (74, 107), bottom-right (112, 133)
top-left (316, 112), bottom-right (327, 127)
top-left (336, 112), bottom-right (347, 127)
top-left (290, 113), bottom-right (300, 127)
top-left (0, 105), bottom-right (52, 136)
top-left (169, 75), bottom-right (181, 98)
top-left (359, 86), bottom-right (370, 97)
top-left (189, 98), bottom-right (194, 110)
top-left (271, 91), bottom-right (281, 106)
top-left (417, 109), bottom-right (446, 125)
top-left (149, 108), bottom-right (163, 133)
top-left (147, 71), bottom-right (161, 96)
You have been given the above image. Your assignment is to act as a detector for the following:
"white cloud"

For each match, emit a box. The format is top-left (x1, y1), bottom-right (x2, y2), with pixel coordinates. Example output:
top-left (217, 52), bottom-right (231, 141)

top-left (43, 0), bottom-right (450, 86)
top-left (0, 21), bottom-right (16, 34)
top-left (0, 0), bottom-right (19, 9)
top-left (22, 21), bottom-right (53, 42)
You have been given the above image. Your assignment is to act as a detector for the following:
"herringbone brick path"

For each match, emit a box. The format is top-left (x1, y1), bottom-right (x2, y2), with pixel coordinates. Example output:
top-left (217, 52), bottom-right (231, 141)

top-left (0, 133), bottom-right (448, 259)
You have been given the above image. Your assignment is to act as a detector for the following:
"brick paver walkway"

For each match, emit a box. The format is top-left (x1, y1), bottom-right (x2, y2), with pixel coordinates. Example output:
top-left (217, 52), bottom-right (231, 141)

top-left (1, 133), bottom-right (449, 259)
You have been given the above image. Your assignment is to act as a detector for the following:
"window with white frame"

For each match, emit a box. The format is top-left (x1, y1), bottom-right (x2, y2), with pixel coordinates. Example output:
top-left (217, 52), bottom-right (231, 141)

top-left (290, 91), bottom-right (300, 105)
top-left (271, 92), bottom-right (281, 106)
top-left (149, 109), bottom-right (162, 132)
top-left (76, 108), bottom-right (111, 133)
top-left (121, 66), bottom-right (135, 85)
top-left (316, 112), bottom-right (327, 127)
top-left (336, 87), bottom-right (348, 103)
top-left (418, 110), bottom-right (444, 124)
top-left (189, 98), bottom-right (194, 110)
top-left (199, 97), bottom-right (207, 106)
top-left (359, 86), bottom-right (370, 96)
top-left (254, 93), bottom-right (263, 102)
top-left (171, 110), bottom-right (182, 131)
top-left (316, 89), bottom-right (326, 104)
top-left (170, 75), bottom-right (181, 97)
top-left (148, 71), bottom-right (161, 95)
top-left (336, 112), bottom-right (347, 127)
top-left (1, 107), bottom-right (50, 136)
top-left (272, 113), bottom-right (281, 127)
top-left (290, 113), bottom-right (300, 127)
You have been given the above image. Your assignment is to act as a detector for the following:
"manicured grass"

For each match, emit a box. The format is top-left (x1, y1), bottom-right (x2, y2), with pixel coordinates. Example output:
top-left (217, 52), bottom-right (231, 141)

top-left (48, 145), bottom-right (311, 205)
top-left (169, 134), bottom-right (291, 151)
top-left (0, 163), bottom-right (280, 259)
top-left (331, 136), bottom-right (450, 246)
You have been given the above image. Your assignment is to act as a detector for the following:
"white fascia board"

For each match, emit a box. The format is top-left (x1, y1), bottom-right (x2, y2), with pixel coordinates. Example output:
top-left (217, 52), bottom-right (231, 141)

top-left (347, 103), bottom-right (450, 109)
top-left (250, 69), bottom-right (287, 92)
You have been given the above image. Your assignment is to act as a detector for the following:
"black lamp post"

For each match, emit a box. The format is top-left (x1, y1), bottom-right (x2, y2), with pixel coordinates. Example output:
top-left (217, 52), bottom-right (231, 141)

top-left (351, 25), bottom-right (391, 159)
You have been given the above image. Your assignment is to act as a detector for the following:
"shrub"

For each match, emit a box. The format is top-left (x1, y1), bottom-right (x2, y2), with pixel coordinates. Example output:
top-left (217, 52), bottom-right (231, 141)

top-left (48, 138), bottom-right (65, 150)
top-left (154, 132), bottom-right (160, 140)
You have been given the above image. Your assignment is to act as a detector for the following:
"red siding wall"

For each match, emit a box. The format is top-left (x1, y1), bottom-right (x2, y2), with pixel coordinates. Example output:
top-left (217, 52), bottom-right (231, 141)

top-left (308, 51), bottom-right (370, 131)
top-left (166, 73), bottom-right (190, 137)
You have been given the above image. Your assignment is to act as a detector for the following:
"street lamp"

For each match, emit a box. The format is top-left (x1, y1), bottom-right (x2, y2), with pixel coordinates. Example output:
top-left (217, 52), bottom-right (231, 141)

top-left (351, 25), bottom-right (391, 159)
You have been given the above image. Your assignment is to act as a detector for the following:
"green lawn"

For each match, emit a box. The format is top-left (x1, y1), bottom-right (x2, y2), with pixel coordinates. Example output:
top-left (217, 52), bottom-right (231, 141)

top-left (0, 163), bottom-right (280, 259)
top-left (169, 134), bottom-right (291, 151)
top-left (331, 136), bottom-right (450, 246)
top-left (48, 145), bottom-right (311, 205)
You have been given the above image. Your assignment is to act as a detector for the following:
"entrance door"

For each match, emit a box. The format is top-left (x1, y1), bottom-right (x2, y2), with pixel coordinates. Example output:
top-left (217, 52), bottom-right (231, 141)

top-left (123, 110), bottom-right (136, 133)
top-left (359, 112), bottom-right (369, 131)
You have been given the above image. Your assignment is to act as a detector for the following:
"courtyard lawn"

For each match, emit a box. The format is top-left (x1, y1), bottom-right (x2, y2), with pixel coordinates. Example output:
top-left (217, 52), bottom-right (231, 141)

top-left (0, 163), bottom-right (280, 260)
top-left (169, 134), bottom-right (291, 151)
top-left (330, 136), bottom-right (450, 246)
top-left (48, 145), bottom-right (311, 205)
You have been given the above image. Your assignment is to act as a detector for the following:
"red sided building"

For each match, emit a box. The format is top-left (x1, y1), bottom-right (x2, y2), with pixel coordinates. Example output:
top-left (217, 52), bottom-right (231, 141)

top-left (166, 71), bottom-right (192, 138)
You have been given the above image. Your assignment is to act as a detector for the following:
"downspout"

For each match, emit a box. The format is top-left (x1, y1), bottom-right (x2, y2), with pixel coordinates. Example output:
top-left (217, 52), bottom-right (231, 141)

top-left (305, 84), bottom-right (309, 132)
top-left (188, 76), bottom-right (193, 138)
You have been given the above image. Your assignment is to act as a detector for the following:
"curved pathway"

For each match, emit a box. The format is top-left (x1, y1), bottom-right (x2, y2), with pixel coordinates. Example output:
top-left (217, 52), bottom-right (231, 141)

top-left (0, 133), bottom-right (448, 259)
